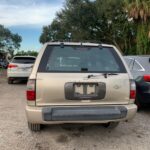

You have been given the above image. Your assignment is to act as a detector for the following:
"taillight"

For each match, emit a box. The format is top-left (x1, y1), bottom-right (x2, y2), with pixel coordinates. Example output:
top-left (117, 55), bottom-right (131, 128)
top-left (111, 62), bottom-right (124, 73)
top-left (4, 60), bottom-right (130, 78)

top-left (143, 75), bottom-right (150, 82)
top-left (8, 64), bottom-right (18, 68)
top-left (130, 80), bottom-right (136, 100)
top-left (26, 79), bottom-right (35, 101)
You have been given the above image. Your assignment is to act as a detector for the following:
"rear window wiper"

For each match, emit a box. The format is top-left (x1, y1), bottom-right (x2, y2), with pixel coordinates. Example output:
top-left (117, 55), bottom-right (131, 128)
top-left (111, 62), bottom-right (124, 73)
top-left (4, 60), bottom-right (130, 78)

top-left (81, 68), bottom-right (88, 72)
top-left (23, 62), bottom-right (33, 64)
top-left (87, 73), bottom-right (118, 79)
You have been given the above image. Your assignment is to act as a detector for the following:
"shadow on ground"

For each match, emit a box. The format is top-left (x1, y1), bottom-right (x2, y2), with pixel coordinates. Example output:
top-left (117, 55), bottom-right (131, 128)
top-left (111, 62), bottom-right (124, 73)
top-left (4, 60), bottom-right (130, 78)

top-left (13, 80), bottom-right (28, 85)
top-left (138, 105), bottom-right (150, 113)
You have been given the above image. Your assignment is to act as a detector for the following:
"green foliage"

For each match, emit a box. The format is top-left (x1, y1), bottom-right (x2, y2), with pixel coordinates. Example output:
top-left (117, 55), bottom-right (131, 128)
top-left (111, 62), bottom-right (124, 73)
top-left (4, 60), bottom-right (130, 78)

top-left (40, 0), bottom-right (150, 55)
top-left (124, 0), bottom-right (150, 54)
top-left (15, 50), bottom-right (38, 57)
top-left (0, 25), bottom-right (22, 56)
top-left (40, 0), bottom-right (99, 42)
top-left (136, 24), bottom-right (150, 54)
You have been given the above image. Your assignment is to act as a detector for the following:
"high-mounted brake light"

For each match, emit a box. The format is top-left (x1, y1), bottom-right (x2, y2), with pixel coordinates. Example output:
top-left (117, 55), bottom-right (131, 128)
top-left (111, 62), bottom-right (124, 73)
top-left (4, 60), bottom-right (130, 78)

top-left (143, 75), bottom-right (150, 82)
top-left (8, 64), bottom-right (18, 68)
top-left (130, 80), bottom-right (136, 100)
top-left (26, 79), bottom-right (35, 101)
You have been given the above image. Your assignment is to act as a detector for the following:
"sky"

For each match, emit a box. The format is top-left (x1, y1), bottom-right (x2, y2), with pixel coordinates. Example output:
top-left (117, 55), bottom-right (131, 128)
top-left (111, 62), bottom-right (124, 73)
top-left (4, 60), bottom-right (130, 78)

top-left (0, 0), bottom-right (64, 51)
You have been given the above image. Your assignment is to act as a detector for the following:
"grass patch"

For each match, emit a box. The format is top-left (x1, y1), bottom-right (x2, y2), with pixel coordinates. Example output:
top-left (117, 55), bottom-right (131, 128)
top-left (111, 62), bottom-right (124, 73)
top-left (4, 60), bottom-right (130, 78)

top-left (0, 68), bottom-right (4, 72)
top-left (0, 68), bottom-right (6, 76)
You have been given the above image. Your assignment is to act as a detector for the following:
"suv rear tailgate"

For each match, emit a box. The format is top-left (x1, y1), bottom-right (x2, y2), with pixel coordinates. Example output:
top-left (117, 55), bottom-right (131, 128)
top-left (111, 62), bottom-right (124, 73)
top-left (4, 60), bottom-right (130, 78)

top-left (36, 73), bottom-right (130, 106)
top-left (35, 44), bottom-right (130, 106)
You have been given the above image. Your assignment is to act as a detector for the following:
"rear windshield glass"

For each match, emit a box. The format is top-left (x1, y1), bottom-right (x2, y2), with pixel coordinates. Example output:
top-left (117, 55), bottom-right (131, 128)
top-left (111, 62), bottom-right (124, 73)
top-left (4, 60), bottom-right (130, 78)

top-left (38, 45), bottom-right (126, 73)
top-left (12, 57), bottom-right (35, 64)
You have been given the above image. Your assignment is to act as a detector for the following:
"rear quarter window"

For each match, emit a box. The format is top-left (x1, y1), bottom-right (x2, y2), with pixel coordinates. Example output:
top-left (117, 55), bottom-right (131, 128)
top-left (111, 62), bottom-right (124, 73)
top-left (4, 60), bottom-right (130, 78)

top-left (124, 58), bottom-right (145, 71)
top-left (38, 45), bottom-right (126, 73)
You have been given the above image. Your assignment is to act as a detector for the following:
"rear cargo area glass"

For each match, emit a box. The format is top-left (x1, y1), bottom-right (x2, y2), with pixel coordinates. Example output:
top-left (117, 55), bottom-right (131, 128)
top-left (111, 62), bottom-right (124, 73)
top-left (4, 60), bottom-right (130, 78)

top-left (38, 45), bottom-right (126, 73)
top-left (12, 57), bottom-right (35, 64)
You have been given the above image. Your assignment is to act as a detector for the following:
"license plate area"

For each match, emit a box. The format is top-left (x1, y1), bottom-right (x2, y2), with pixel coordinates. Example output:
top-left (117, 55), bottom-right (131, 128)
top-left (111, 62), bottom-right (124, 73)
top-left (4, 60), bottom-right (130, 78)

top-left (65, 82), bottom-right (106, 100)
top-left (74, 83), bottom-right (97, 98)
top-left (19, 67), bottom-right (31, 71)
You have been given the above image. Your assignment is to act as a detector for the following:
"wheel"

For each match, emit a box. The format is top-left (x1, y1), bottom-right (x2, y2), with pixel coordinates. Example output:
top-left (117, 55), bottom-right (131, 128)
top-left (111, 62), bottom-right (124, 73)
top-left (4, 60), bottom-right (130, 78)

top-left (103, 122), bottom-right (119, 129)
top-left (28, 122), bottom-right (41, 131)
top-left (8, 78), bottom-right (13, 84)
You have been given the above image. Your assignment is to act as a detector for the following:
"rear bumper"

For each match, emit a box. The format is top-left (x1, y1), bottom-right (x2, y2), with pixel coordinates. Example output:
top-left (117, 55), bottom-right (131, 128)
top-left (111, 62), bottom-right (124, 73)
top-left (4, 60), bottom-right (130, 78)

top-left (7, 72), bottom-right (31, 78)
top-left (26, 104), bottom-right (137, 124)
top-left (8, 77), bottom-right (28, 80)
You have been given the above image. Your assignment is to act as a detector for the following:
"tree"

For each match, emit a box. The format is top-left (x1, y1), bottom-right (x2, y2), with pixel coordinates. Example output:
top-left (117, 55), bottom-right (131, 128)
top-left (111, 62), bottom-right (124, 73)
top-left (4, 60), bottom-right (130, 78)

top-left (39, 0), bottom-right (141, 54)
top-left (0, 25), bottom-right (22, 56)
top-left (15, 50), bottom-right (38, 57)
top-left (124, 0), bottom-right (150, 54)
top-left (95, 0), bottom-right (136, 53)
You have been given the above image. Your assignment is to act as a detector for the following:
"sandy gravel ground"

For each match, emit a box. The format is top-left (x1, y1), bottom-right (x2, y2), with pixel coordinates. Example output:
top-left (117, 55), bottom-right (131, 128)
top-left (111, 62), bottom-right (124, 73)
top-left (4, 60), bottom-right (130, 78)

top-left (0, 71), bottom-right (150, 150)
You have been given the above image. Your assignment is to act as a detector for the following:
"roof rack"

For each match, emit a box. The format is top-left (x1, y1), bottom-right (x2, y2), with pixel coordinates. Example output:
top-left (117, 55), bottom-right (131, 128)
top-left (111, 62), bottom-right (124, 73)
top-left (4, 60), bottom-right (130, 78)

top-left (49, 39), bottom-right (103, 44)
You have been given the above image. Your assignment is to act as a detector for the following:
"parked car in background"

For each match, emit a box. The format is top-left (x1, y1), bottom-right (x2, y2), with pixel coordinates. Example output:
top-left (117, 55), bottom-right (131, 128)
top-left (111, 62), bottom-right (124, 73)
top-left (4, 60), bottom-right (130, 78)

top-left (7, 56), bottom-right (36, 84)
top-left (0, 59), bottom-right (9, 69)
top-left (124, 56), bottom-right (150, 108)
top-left (26, 42), bottom-right (137, 131)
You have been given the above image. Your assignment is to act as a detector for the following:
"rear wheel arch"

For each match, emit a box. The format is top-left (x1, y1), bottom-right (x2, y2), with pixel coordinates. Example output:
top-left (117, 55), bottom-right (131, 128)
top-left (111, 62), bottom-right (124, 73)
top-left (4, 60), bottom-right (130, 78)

top-left (8, 78), bottom-right (13, 84)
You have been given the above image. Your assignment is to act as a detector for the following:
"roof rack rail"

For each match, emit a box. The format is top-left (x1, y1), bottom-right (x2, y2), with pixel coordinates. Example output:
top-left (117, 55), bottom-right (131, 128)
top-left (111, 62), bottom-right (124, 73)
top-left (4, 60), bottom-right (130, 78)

top-left (48, 40), bottom-right (103, 44)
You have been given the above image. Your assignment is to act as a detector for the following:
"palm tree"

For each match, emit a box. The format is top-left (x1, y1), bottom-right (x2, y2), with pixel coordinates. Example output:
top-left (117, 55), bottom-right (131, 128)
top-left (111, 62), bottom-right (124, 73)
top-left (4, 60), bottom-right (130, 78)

top-left (124, 0), bottom-right (150, 54)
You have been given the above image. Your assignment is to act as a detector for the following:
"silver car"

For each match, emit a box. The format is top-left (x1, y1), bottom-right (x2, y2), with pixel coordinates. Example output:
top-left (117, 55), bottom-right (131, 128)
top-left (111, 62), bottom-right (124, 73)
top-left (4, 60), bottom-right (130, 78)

top-left (124, 56), bottom-right (150, 108)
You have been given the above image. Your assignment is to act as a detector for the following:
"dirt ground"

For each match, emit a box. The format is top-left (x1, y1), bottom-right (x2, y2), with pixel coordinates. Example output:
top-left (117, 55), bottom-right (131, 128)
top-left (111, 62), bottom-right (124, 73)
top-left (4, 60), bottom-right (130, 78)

top-left (0, 71), bottom-right (150, 150)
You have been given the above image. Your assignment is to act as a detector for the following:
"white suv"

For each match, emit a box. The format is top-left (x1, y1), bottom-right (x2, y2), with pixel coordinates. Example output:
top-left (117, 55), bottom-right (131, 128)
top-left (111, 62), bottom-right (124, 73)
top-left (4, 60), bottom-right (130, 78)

top-left (7, 56), bottom-right (36, 84)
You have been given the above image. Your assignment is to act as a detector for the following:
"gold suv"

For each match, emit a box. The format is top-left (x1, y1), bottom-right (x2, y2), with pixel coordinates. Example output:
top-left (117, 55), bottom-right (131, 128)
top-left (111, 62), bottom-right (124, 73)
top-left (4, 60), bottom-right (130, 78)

top-left (26, 42), bottom-right (137, 131)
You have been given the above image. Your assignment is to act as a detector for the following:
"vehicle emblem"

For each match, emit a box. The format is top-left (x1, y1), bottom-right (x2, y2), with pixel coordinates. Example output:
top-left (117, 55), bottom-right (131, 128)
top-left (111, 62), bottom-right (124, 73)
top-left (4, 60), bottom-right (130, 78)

top-left (113, 85), bottom-right (120, 89)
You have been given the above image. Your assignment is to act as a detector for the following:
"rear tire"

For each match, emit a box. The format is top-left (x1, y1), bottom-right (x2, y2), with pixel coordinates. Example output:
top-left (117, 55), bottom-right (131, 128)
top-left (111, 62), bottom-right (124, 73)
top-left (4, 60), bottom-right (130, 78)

top-left (28, 122), bottom-right (41, 131)
top-left (103, 122), bottom-right (119, 129)
top-left (8, 78), bottom-right (13, 84)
